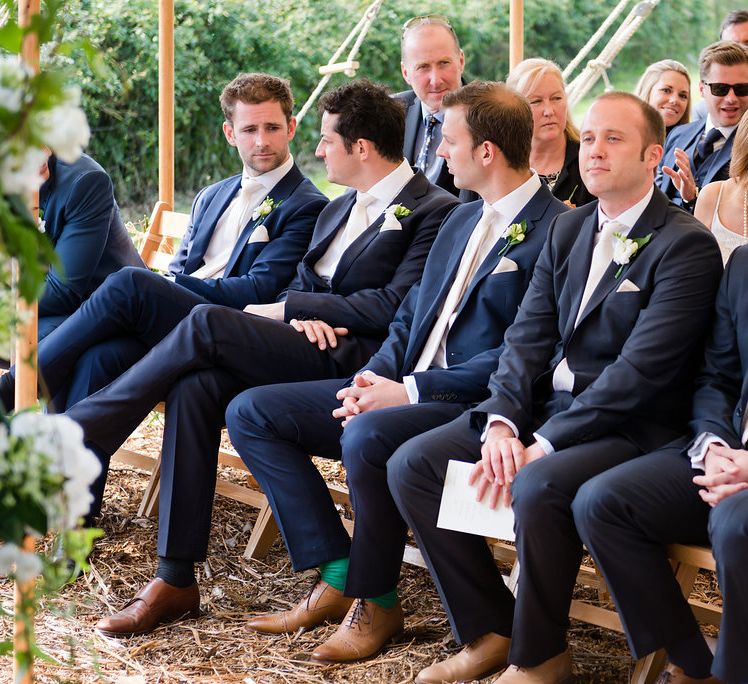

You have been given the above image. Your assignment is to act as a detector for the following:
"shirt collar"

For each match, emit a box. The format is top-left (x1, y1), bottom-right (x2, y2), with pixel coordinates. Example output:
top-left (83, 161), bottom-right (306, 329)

top-left (704, 116), bottom-right (738, 140)
top-left (420, 101), bottom-right (444, 126)
top-left (242, 154), bottom-right (294, 192)
top-left (360, 159), bottom-right (414, 204)
top-left (596, 184), bottom-right (654, 232)
top-left (488, 172), bottom-right (542, 223)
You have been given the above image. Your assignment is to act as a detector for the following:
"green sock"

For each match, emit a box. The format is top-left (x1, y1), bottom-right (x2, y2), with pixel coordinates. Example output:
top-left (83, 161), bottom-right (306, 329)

top-left (319, 557), bottom-right (349, 592)
top-left (369, 587), bottom-right (398, 610)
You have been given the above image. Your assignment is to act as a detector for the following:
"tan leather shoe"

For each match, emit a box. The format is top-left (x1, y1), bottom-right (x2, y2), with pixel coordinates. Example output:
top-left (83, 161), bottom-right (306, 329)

top-left (494, 649), bottom-right (573, 683)
top-left (248, 580), bottom-right (353, 634)
top-left (311, 598), bottom-right (404, 663)
top-left (654, 664), bottom-right (722, 684)
top-left (415, 632), bottom-right (511, 684)
top-left (95, 578), bottom-right (199, 638)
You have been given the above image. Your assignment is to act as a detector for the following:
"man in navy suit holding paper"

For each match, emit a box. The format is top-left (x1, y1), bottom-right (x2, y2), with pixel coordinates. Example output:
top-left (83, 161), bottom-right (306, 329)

top-left (0, 72), bottom-right (327, 413)
top-left (389, 92), bottom-right (724, 684)
top-left (62, 79), bottom-right (456, 637)
top-left (226, 81), bottom-right (567, 662)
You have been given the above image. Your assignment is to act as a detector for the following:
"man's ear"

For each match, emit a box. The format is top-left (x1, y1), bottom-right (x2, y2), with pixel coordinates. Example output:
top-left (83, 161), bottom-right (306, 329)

top-left (223, 120), bottom-right (236, 147)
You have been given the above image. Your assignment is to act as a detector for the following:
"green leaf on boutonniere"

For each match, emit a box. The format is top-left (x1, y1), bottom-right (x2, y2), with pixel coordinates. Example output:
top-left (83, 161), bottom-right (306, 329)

top-left (497, 219), bottom-right (527, 257)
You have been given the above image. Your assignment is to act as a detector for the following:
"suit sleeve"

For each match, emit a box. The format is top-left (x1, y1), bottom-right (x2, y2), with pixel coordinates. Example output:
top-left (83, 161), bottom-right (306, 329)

top-left (168, 187), bottom-right (207, 276)
top-left (174, 196), bottom-right (326, 308)
top-left (688, 249), bottom-right (745, 447)
top-left (38, 170), bottom-right (116, 317)
top-left (283, 196), bottom-right (456, 335)
top-left (536, 227), bottom-right (723, 451)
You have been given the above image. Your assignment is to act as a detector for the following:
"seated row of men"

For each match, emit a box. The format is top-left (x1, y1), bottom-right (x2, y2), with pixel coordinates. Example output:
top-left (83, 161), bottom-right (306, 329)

top-left (5, 17), bottom-right (748, 684)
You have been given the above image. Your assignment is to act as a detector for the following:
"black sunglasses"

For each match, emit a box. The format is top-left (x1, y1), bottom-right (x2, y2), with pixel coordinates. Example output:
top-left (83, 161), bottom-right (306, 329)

top-left (702, 81), bottom-right (748, 97)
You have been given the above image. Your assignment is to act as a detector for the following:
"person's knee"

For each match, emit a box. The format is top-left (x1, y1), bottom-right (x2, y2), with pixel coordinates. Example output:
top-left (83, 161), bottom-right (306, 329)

top-left (709, 494), bottom-right (748, 563)
top-left (341, 411), bottom-right (394, 481)
top-left (225, 386), bottom-right (273, 437)
top-left (572, 477), bottom-right (621, 541)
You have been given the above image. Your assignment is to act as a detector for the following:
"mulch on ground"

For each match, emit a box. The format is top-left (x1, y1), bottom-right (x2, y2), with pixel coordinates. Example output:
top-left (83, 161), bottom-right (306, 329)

top-left (0, 417), bottom-right (720, 683)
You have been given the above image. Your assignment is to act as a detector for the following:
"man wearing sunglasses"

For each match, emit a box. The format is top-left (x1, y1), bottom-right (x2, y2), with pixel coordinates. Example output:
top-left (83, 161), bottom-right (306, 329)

top-left (660, 40), bottom-right (748, 211)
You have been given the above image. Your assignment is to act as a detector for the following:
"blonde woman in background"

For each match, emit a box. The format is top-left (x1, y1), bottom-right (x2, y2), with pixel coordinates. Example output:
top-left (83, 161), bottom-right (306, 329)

top-left (695, 113), bottom-right (748, 263)
top-left (635, 59), bottom-right (691, 136)
top-left (507, 58), bottom-right (594, 206)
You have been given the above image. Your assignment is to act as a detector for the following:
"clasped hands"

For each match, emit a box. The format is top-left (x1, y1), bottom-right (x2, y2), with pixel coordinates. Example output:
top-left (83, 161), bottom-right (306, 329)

top-left (693, 443), bottom-right (748, 507)
top-left (333, 372), bottom-right (409, 426)
top-left (468, 423), bottom-right (546, 509)
top-left (662, 147), bottom-right (698, 203)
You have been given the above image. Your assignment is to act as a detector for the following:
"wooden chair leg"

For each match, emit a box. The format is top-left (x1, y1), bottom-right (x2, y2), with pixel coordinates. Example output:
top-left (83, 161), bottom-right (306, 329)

top-left (243, 500), bottom-right (280, 560)
top-left (138, 454), bottom-right (163, 517)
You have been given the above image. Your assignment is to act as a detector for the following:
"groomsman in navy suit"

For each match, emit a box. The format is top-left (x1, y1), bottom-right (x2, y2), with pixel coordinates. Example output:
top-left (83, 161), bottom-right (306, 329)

top-left (575, 246), bottom-right (748, 684)
top-left (0, 73), bottom-right (327, 413)
top-left (62, 79), bottom-right (456, 637)
top-left (226, 80), bottom-right (567, 662)
top-left (659, 41), bottom-right (748, 211)
top-left (389, 92), bottom-right (724, 684)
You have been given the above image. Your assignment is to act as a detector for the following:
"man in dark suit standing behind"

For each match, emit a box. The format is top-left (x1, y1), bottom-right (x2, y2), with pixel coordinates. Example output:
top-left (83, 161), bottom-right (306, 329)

top-left (397, 15), bottom-right (476, 202)
top-left (390, 92), bottom-right (724, 684)
top-left (226, 81), bottom-right (568, 663)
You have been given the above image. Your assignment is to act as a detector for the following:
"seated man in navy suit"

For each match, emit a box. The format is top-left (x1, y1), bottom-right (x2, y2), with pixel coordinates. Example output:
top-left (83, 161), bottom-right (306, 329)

top-left (58, 79), bottom-right (457, 637)
top-left (227, 80), bottom-right (568, 663)
top-left (659, 41), bottom-right (748, 211)
top-left (575, 247), bottom-right (748, 684)
top-left (37, 151), bottom-right (144, 340)
top-left (0, 72), bottom-right (327, 412)
top-left (388, 92), bottom-right (724, 684)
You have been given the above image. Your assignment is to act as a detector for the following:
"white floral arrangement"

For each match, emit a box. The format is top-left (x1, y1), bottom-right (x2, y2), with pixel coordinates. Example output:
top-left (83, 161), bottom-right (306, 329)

top-left (251, 195), bottom-right (280, 223)
top-left (612, 232), bottom-right (652, 278)
top-left (381, 203), bottom-right (412, 230)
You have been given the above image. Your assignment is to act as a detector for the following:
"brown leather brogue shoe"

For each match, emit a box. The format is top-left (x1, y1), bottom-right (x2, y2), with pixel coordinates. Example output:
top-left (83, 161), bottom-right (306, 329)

top-left (415, 632), bottom-right (511, 684)
top-left (95, 578), bottom-right (200, 638)
top-left (248, 580), bottom-right (353, 635)
top-left (311, 598), bottom-right (404, 663)
top-left (654, 664), bottom-right (722, 684)
top-left (494, 649), bottom-right (573, 683)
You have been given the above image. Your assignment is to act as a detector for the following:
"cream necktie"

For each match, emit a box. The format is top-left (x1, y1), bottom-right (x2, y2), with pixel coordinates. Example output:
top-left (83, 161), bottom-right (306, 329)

top-left (575, 219), bottom-right (623, 327)
top-left (342, 192), bottom-right (376, 249)
top-left (414, 204), bottom-right (498, 372)
top-left (228, 176), bottom-right (265, 238)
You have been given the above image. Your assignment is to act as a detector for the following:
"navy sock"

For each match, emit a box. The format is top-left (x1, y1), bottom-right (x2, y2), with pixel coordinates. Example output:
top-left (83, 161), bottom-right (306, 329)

top-left (667, 631), bottom-right (713, 679)
top-left (156, 556), bottom-right (196, 588)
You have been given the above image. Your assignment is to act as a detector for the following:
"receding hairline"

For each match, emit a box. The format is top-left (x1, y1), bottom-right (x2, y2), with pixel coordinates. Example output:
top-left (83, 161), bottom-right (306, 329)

top-left (401, 23), bottom-right (462, 61)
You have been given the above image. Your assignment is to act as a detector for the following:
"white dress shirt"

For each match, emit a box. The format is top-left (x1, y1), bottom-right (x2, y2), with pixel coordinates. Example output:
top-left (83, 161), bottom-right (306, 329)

top-left (702, 115), bottom-right (738, 155)
top-left (314, 159), bottom-right (414, 281)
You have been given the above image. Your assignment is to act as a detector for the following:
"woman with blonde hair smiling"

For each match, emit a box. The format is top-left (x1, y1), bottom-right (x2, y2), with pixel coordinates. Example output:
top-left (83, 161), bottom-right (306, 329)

top-left (695, 113), bottom-right (748, 263)
top-left (634, 59), bottom-right (691, 136)
top-left (507, 57), bottom-right (593, 206)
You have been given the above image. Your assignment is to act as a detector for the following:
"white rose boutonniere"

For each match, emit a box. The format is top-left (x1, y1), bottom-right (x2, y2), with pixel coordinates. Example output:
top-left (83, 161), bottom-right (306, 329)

top-left (380, 203), bottom-right (413, 231)
top-left (497, 220), bottom-right (527, 257)
top-left (612, 232), bottom-right (652, 278)
top-left (251, 196), bottom-right (280, 223)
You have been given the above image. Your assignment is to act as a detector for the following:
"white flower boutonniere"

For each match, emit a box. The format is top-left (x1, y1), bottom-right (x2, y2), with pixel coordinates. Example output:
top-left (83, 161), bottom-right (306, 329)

top-left (251, 196), bottom-right (280, 222)
top-left (381, 203), bottom-right (413, 230)
top-left (612, 232), bottom-right (652, 278)
top-left (497, 220), bottom-right (527, 257)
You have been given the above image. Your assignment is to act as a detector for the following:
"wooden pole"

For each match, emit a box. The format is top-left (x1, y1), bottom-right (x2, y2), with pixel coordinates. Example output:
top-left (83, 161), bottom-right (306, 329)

top-left (158, 0), bottom-right (175, 210)
top-left (509, 0), bottom-right (524, 71)
top-left (15, 1), bottom-right (40, 679)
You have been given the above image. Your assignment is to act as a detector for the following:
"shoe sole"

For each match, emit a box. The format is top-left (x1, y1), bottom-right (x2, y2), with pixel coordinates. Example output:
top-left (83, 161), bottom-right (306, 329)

top-left (95, 608), bottom-right (200, 639)
top-left (414, 660), bottom-right (508, 684)
top-left (310, 628), bottom-right (405, 664)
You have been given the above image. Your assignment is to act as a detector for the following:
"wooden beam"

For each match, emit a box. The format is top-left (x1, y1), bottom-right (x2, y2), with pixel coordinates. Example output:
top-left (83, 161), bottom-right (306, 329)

top-left (158, 0), bottom-right (174, 210)
top-left (509, 0), bottom-right (524, 70)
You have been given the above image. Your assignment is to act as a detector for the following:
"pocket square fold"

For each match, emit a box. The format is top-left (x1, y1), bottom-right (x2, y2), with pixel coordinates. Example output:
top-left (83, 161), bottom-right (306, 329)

top-left (616, 278), bottom-right (640, 293)
top-left (491, 257), bottom-right (519, 274)
top-left (379, 216), bottom-right (403, 232)
top-left (247, 225), bottom-right (270, 244)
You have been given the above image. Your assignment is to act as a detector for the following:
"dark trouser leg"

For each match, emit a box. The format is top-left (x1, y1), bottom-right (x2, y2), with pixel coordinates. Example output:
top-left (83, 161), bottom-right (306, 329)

top-left (341, 402), bottom-right (467, 598)
top-left (710, 489), bottom-right (748, 684)
top-left (573, 444), bottom-right (711, 661)
top-left (389, 412), bottom-right (515, 644)
top-left (226, 379), bottom-right (352, 570)
top-left (508, 435), bottom-right (641, 667)
top-left (157, 368), bottom-right (247, 561)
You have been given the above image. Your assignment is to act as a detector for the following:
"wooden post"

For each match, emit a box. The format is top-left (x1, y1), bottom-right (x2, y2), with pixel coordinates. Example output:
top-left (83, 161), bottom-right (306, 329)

top-left (15, 1), bottom-right (40, 682)
top-left (158, 0), bottom-right (175, 210)
top-left (509, 0), bottom-right (524, 71)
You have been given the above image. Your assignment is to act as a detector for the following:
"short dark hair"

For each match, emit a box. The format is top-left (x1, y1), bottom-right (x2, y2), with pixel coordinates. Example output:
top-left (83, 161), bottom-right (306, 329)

top-left (220, 73), bottom-right (294, 124)
top-left (721, 10), bottom-right (748, 38)
top-left (318, 79), bottom-right (405, 163)
top-left (442, 81), bottom-right (533, 170)
top-left (699, 40), bottom-right (748, 80)
top-left (594, 91), bottom-right (665, 153)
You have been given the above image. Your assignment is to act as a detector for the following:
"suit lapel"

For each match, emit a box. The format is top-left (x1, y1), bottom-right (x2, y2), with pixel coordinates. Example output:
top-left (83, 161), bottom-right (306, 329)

top-left (305, 191), bottom-right (356, 269)
top-left (699, 131), bottom-right (734, 184)
top-left (561, 209), bottom-right (599, 341)
top-left (403, 100), bottom-right (422, 162)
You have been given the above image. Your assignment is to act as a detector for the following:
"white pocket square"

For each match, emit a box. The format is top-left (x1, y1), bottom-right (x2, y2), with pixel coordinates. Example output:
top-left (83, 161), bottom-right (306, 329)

top-left (379, 215), bottom-right (403, 232)
top-left (491, 257), bottom-right (519, 274)
top-left (616, 278), bottom-right (640, 293)
top-left (247, 225), bottom-right (270, 244)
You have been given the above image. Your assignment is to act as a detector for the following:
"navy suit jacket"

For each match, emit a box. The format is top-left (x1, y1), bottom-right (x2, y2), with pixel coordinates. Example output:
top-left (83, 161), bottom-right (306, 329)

top-left (659, 119), bottom-right (735, 208)
top-left (472, 188), bottom-right (724, 454)
top-left (171, 163), bottom-right (327, 309)
top-left (396, 90), bottom-right (478, 203)
top-left (360, 184), bottom-right (568, 404)
top-left (688, 245), bottom-right (748, 447)
top-left (39, 154), bottom-right (143, 319)
top-left (281, 169), bottom-right (458, 365)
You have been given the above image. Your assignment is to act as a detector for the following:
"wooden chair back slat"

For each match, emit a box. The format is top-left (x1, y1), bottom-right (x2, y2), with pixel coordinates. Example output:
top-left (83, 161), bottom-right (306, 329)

top-left (138, 202), bottom-right (190, 272)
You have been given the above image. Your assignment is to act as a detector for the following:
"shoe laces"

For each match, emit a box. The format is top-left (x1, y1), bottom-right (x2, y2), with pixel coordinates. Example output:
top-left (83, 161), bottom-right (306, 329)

top-left (303, 575), bottom-right (322, 610)
top-left (346, 599), bottom-right (371, 630)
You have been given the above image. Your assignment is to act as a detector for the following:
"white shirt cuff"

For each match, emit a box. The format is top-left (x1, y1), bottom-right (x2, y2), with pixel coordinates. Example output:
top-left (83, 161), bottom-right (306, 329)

top-left (402, 375), bottom-right (419, 404)
top-left (480, 414), bottom-right (520, 443)
top-left (532, 432), bottom-right (555, 456)
top-left (688, 432), bottom-right (728, 471)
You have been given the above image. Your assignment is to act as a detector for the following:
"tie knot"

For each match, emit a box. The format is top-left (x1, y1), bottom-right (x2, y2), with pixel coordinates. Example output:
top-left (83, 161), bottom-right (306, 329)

top-left (601, 219), bottom-right (625, 237)
top-left (355, 192), bottom-right (375, 208)
top-left (704, 128), bottom-right (723, 146)
top-left (426, 115), bottom-right (439, 131)
top-left (241, 176), bottom-right (264, 194)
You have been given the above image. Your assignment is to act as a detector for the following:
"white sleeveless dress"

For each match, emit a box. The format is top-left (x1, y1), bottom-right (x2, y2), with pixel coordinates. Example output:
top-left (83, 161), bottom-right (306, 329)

top-left (711, 182), bottom-right (748, 265)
